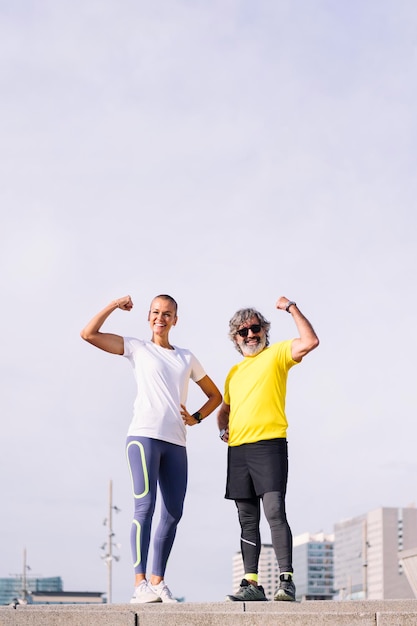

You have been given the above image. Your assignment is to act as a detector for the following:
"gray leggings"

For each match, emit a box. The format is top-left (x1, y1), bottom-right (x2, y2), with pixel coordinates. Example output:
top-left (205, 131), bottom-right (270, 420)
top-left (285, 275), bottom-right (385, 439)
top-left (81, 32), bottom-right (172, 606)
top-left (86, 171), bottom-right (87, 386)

top-left (126, 436), bottom-right (187, 577)
top-left (235, 491), bottom-right (293, 575)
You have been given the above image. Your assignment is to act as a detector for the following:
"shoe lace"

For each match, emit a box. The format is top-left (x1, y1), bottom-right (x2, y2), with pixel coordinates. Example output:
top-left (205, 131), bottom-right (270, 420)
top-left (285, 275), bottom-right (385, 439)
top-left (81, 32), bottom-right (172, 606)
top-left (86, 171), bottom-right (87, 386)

top-left (159, 583), bottom-right (174, 599)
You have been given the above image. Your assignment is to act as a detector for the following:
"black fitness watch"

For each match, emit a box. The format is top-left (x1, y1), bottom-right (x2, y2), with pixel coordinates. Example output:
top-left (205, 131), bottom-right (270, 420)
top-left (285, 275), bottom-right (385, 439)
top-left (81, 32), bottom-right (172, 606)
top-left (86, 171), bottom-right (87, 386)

top-left (192, 412), bottom-right (202, 424)
top-left (285, 301), bottom-right (296, 312)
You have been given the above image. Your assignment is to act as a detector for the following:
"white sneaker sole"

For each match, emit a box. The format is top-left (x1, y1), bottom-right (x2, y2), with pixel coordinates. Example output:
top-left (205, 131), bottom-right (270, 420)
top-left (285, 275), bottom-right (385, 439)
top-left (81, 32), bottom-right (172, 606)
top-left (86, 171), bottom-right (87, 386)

top-left (130, 595), bottom-right (162, 604)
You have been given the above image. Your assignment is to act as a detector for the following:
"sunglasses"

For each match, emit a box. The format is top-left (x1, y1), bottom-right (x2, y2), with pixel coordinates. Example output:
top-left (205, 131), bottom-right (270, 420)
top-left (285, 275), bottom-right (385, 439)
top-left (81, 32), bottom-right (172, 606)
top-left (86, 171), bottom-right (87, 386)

top-left (236, 324), bottom-right (262, 338)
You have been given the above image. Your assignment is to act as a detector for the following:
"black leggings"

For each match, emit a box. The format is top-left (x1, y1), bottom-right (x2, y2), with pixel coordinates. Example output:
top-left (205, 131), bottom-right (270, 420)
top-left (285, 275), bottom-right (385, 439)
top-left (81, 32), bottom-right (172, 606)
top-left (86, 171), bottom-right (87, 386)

top-left (235, 491), bottom-right (293, 575)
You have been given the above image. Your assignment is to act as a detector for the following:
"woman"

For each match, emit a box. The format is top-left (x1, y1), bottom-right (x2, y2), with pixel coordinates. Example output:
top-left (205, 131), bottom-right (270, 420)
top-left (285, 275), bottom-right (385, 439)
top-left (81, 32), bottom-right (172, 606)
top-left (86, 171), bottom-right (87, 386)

top-left (81, 294), bottom-right (222, 603)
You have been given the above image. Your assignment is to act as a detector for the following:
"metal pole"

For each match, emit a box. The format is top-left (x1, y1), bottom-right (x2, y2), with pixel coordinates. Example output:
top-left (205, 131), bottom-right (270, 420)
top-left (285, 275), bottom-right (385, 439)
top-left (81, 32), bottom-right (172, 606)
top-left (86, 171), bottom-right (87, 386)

top-left (362, 519), bottom-right (368, 600)
top-left (108, 479), bottom-right (113, 604)
top-left (22, 547), bottom-right (27, 601)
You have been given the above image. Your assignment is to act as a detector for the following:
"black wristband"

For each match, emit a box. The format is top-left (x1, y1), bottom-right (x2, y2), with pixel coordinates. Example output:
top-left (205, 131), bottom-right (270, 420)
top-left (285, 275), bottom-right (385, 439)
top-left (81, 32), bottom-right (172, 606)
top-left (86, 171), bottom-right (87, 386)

top-left (192, 412), bottom-right (202, 424)
top-left (285, 301), bottom-right (296, 312)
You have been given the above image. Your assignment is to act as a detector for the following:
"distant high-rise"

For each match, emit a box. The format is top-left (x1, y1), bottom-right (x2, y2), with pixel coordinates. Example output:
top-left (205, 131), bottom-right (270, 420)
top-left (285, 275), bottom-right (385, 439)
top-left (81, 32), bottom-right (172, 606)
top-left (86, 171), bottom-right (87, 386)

top-left (333, 506), bottom-right (417, 600)
top-left (230, 505), bottom-right (417, 602)
top-left (0, 576), bottom-right (105, 606)
top-left (293, 532), bottom-right (334, 600)
top-left (232, 533), bottom-right (334, 601)
top-left (0, 577), bottom-right (63, 606)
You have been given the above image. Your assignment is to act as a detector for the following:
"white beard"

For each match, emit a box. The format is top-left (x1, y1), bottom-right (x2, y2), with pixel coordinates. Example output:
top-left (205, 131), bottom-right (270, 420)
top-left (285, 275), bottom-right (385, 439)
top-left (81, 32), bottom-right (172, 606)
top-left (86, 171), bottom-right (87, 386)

top-left (241, 335), bottom-right (266, 357)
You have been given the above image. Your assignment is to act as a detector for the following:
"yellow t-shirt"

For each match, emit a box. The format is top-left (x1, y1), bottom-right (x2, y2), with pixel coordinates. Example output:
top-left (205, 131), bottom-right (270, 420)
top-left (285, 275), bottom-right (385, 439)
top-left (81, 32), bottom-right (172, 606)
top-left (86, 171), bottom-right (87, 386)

top-left (224, 340), bottom-right (298, 447)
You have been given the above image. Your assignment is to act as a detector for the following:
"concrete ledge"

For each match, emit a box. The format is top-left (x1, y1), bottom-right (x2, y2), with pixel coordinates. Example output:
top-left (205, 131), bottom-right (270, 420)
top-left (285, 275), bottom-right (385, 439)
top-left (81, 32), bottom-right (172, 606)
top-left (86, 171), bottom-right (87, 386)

top-left (377, 615), bottom-right (417, 626)
top-left (1, 600), bottom-right (417, 626)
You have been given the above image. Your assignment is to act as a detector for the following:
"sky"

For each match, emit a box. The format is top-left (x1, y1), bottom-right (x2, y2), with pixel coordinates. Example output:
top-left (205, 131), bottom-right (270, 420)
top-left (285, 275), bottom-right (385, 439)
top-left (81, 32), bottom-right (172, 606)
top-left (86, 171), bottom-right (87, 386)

top-left (1, 0), bottom-right (417, 604)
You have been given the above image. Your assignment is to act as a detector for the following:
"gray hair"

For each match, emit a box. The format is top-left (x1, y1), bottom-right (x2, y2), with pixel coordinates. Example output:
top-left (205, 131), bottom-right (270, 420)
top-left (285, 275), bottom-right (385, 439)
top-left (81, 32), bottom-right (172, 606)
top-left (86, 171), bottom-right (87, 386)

top-left (228, 307), bottom-right (271, 354)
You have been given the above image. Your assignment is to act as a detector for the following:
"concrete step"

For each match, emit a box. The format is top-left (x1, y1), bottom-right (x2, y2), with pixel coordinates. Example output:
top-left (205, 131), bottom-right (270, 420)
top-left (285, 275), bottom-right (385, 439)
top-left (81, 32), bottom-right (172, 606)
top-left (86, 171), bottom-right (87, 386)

top-left (1, 600), bottom-right (417, 626)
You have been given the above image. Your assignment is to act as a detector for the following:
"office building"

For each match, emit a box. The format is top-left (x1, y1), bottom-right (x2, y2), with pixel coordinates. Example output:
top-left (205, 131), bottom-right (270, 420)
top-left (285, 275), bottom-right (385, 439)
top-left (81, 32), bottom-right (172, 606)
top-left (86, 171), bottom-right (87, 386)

top-left (30, 590), bottom-right (105, 604)
top-left (0, 577), bottom-right (62, 606)
top-left (293, 532), bottom-right (334, 600)
top-left (233, 534), bottom-right (334, 601)
top-left (333, 506), bottom-right (417, 600)
top-left (0, 576), bottom-right (104, 605)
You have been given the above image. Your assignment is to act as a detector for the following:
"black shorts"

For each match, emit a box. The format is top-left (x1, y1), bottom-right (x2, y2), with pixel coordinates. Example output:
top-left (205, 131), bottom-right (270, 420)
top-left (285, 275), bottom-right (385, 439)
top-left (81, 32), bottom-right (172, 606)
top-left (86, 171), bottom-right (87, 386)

top-left (225, 438), bottom-right (288, 500)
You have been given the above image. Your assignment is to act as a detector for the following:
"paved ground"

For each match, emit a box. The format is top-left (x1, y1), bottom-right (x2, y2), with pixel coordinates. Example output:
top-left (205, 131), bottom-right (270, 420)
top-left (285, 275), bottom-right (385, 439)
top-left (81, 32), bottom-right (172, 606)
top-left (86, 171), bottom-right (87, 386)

top-left (1, 599), bottom-right (417, 626)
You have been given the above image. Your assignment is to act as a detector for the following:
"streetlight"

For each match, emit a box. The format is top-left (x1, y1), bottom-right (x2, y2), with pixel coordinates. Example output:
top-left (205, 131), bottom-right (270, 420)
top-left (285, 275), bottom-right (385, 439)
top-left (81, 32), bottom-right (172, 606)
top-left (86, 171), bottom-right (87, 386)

top-left (101, 479), bottom-right (121, 604)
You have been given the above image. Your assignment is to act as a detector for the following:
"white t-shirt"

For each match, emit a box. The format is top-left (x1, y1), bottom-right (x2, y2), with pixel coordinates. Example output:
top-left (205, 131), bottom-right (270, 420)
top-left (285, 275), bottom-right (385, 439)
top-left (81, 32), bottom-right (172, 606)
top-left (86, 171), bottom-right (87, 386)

top-left (123, 337), bottom-right (206, 446)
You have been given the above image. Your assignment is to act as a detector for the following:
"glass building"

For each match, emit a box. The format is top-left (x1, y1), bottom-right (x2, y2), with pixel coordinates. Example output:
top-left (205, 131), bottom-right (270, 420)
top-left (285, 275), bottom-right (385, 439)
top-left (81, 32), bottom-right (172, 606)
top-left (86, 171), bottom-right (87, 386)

top-left (293, 532), bottom-right (334, 600)
top-left (0, 577), bottom-right (62, 605)
top-left (232, 535), bottom-right (334, 601)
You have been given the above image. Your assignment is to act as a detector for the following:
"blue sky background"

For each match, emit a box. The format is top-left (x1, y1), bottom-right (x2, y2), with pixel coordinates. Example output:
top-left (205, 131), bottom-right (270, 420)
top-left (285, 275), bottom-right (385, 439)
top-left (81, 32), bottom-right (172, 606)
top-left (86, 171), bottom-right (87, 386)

top-left (1, 0), bottom-right (416, 603)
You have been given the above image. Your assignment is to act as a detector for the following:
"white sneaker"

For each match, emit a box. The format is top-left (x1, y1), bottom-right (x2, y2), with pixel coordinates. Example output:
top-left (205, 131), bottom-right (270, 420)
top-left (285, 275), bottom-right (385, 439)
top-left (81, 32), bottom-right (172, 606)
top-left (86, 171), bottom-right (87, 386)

top-left (130, 580), bottom-right (162, 604)
top-left (149, 580), bottom-right (178, 603)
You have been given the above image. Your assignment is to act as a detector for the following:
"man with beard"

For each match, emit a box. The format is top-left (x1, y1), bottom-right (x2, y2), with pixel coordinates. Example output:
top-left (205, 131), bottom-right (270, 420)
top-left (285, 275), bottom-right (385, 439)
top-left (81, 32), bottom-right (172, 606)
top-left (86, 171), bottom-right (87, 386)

top-left (217, 297), bottom-right (319, 602)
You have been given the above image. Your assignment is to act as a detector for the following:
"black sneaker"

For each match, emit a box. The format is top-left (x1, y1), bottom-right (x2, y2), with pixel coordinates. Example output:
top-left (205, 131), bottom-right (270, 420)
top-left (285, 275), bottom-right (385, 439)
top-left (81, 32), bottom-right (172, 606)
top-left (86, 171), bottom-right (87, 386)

top-left (274, 573), bottom-right (296, 601)
top-left (226, 579), bottom-right (268, 601)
